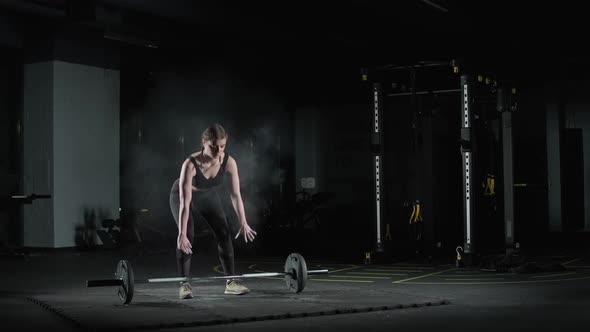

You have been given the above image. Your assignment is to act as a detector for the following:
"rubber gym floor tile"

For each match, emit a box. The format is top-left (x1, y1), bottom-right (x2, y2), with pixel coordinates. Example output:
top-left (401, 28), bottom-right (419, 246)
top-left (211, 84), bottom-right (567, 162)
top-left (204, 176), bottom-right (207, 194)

top-left (30, 280), bottom-right (449, 331)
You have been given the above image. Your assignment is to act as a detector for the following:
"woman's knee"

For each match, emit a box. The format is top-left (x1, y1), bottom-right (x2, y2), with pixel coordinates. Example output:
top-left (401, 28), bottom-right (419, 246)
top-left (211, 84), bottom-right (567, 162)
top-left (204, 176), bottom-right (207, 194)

top-left (217, 235), bottom-right (233, 252)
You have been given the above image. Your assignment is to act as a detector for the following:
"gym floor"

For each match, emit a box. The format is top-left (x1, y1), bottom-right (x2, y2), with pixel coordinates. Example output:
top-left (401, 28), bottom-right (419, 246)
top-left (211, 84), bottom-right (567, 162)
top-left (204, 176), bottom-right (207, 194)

top-left (2, 247), bottom-right (589, 332)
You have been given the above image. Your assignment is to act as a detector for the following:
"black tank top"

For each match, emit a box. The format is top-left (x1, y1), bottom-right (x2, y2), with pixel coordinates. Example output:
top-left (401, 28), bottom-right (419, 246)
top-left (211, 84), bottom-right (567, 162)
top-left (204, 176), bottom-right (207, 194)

top-left (189, 153), bottom-right (229, 190)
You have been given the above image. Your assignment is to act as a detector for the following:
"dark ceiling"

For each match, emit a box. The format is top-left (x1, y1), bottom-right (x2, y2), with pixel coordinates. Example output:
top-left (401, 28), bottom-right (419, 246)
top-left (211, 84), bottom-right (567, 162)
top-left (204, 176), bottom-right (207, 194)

top-left (1, 0), bottom-right (588, 67)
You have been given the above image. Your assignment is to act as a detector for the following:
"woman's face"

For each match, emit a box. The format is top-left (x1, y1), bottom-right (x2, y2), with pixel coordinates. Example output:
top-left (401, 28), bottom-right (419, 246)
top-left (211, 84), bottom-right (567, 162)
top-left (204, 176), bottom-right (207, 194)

top-left (203, 137), bottom-right (227, 158)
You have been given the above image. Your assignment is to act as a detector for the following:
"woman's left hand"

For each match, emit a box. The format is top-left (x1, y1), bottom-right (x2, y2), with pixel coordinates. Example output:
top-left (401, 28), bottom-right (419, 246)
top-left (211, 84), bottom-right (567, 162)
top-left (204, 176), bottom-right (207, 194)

top-left (235, 222), bottom-right (257, 243)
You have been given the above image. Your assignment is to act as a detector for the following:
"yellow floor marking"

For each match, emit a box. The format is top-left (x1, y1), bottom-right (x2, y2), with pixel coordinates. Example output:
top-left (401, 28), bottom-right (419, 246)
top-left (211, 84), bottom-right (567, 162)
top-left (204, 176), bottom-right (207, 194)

top-left (364, 269), bottom-right (423, 273)
top-left (327, 265), bottom-right (361, 274)
top-left (562, 258), bottom-right (583, 266)
top-left (376, 266), bottom-right (436, 270)
top-left (309, 278), bottom-right (373, 283)
top-left (330, 275), bottom-right (390, 279)
top-left (440, 274), bottom-right (516, 277)
top-left (401, 275), bottom-right (590, 285)
top-left (348, 272), bottom-right (407, 276)
top-left (531, 272), bottom-right (577, 278)
top-left (393, 268), bottom-right (456, 284)
top-left (445, 278), bottom-right (506, 281)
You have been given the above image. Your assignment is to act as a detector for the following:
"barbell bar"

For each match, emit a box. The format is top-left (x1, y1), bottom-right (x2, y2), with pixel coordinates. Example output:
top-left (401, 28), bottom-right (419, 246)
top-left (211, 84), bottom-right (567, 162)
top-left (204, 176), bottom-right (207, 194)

top-left (86, 253), bottom-right (328, 304)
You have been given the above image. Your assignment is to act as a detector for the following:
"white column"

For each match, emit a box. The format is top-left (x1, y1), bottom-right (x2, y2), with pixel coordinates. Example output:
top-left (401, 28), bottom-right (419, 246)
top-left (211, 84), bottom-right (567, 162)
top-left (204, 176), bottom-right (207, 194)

top-left (23, 60), bottom-right (120, 248)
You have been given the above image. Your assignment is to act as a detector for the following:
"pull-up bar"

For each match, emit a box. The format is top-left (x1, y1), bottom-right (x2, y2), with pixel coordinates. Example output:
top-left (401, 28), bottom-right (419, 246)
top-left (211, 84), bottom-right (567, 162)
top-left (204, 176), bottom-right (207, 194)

top-left (376, 60), bottom-right (456, 72)
top-left (387, 88), bottom-right (461, 97)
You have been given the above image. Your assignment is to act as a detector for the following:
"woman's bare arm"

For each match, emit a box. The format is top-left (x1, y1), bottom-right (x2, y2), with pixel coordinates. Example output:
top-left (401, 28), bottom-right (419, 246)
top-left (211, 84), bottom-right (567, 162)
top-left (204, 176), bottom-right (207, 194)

top-left (226, 157), bottom-right (247, 224)
top-left (226, 156), bottom-right (257, 242)
top-left (177, 159), bottom-right (196, 253)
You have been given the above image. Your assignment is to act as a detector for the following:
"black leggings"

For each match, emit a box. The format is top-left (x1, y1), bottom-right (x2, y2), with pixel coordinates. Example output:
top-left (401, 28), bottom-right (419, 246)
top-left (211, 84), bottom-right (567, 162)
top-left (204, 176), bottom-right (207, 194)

top-left (169, 179), bottom-right (235, 278)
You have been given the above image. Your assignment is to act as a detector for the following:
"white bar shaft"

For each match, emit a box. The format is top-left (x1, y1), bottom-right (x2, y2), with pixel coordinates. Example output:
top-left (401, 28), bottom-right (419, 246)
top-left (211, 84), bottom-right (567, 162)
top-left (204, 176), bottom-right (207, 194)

top-left (147, 269), bottom-right (329, 283)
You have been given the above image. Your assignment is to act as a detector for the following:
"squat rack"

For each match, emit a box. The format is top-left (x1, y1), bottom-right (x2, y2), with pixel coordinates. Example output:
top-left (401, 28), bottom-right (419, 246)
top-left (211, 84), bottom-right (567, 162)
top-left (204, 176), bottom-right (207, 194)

top-left (363, 59), bottom-right (517, 262)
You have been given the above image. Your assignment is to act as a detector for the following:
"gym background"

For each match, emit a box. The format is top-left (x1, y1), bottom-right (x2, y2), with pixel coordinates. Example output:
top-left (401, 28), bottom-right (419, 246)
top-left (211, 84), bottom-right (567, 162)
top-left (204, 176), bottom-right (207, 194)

top-left (1, 0), bottom-right (589, 261)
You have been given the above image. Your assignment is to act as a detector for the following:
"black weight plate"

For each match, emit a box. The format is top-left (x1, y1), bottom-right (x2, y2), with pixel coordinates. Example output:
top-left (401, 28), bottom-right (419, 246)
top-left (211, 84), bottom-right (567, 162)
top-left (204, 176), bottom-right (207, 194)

top-left (284, 253), bottom-right (307, 293)
top-left (116, 260), bottom-right (134, 304)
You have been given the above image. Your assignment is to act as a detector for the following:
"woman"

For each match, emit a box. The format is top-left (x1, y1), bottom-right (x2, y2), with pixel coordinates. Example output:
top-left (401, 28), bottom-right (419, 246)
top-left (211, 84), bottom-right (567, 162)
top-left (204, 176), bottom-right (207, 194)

top-left (169, 123), bottom-right (257, 299)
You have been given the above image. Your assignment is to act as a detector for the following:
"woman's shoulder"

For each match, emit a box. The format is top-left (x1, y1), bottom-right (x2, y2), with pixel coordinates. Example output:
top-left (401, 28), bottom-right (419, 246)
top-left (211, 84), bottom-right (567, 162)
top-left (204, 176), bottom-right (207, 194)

top-left (224, 154), bottom-right (237, 170)
top-left (189, 150), bottom-right (202, 159)
top-left (187, 151), bottom-right (203, 163)
top-left (184, 152), bottom-right (201, 169)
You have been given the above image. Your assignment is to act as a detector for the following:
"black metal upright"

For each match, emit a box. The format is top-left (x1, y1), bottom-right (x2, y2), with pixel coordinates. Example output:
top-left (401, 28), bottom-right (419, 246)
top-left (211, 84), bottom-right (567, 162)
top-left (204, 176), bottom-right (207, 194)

top-left (498, 86), bottom-right (516, 254)
top-left (372, 82), bottom-right (384, 253)
top-left (460, 75), bottom-right (474, 255)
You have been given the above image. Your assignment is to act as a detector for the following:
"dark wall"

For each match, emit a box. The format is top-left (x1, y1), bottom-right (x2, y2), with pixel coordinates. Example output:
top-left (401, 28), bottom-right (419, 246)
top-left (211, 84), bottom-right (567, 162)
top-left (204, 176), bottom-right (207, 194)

top-left (314, 103), bottom-right (375, 257)
top-left (0, 13), bottom-right (22, 48)
top-left (512, 74), bottom-right (550, 249)
top-left (0, 48), bottom-right (22, 248)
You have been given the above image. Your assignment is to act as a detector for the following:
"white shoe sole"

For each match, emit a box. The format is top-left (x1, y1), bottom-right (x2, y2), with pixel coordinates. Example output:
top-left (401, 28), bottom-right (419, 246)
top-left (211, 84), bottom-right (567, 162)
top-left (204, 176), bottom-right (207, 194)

top-left (224, 290), bottom-right (249, 295)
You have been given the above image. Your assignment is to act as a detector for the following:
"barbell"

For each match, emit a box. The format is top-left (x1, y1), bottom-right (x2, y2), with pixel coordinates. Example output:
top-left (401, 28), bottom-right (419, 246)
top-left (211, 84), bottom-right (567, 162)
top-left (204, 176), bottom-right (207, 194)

top-left (86, 253), bottom-right (328, 304)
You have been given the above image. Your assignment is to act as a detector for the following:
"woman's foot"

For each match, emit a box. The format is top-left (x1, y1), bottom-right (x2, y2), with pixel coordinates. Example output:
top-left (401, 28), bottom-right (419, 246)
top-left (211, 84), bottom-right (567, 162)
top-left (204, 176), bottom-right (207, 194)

top-left (224, 279), bottom-right (249, 295)
top-left (179, 282), bottom-right (193, 299)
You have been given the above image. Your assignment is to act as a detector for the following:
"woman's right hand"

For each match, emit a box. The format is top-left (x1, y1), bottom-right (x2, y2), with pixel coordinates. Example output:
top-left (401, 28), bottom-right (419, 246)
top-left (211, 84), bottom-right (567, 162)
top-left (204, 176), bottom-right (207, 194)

top-left (177, 233), bottom-right (193, 254)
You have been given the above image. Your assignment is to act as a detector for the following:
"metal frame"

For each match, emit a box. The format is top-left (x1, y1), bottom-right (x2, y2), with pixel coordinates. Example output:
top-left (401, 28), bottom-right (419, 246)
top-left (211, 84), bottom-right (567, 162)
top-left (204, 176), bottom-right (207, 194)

top-left (387, 88), bottom-right (461, 97)
top-left (460, 75), bottom-right (473, 254)
top-left (372, 83), bottom-right (384, 252)
top-left (498, 87), bottom-right (515, 254)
